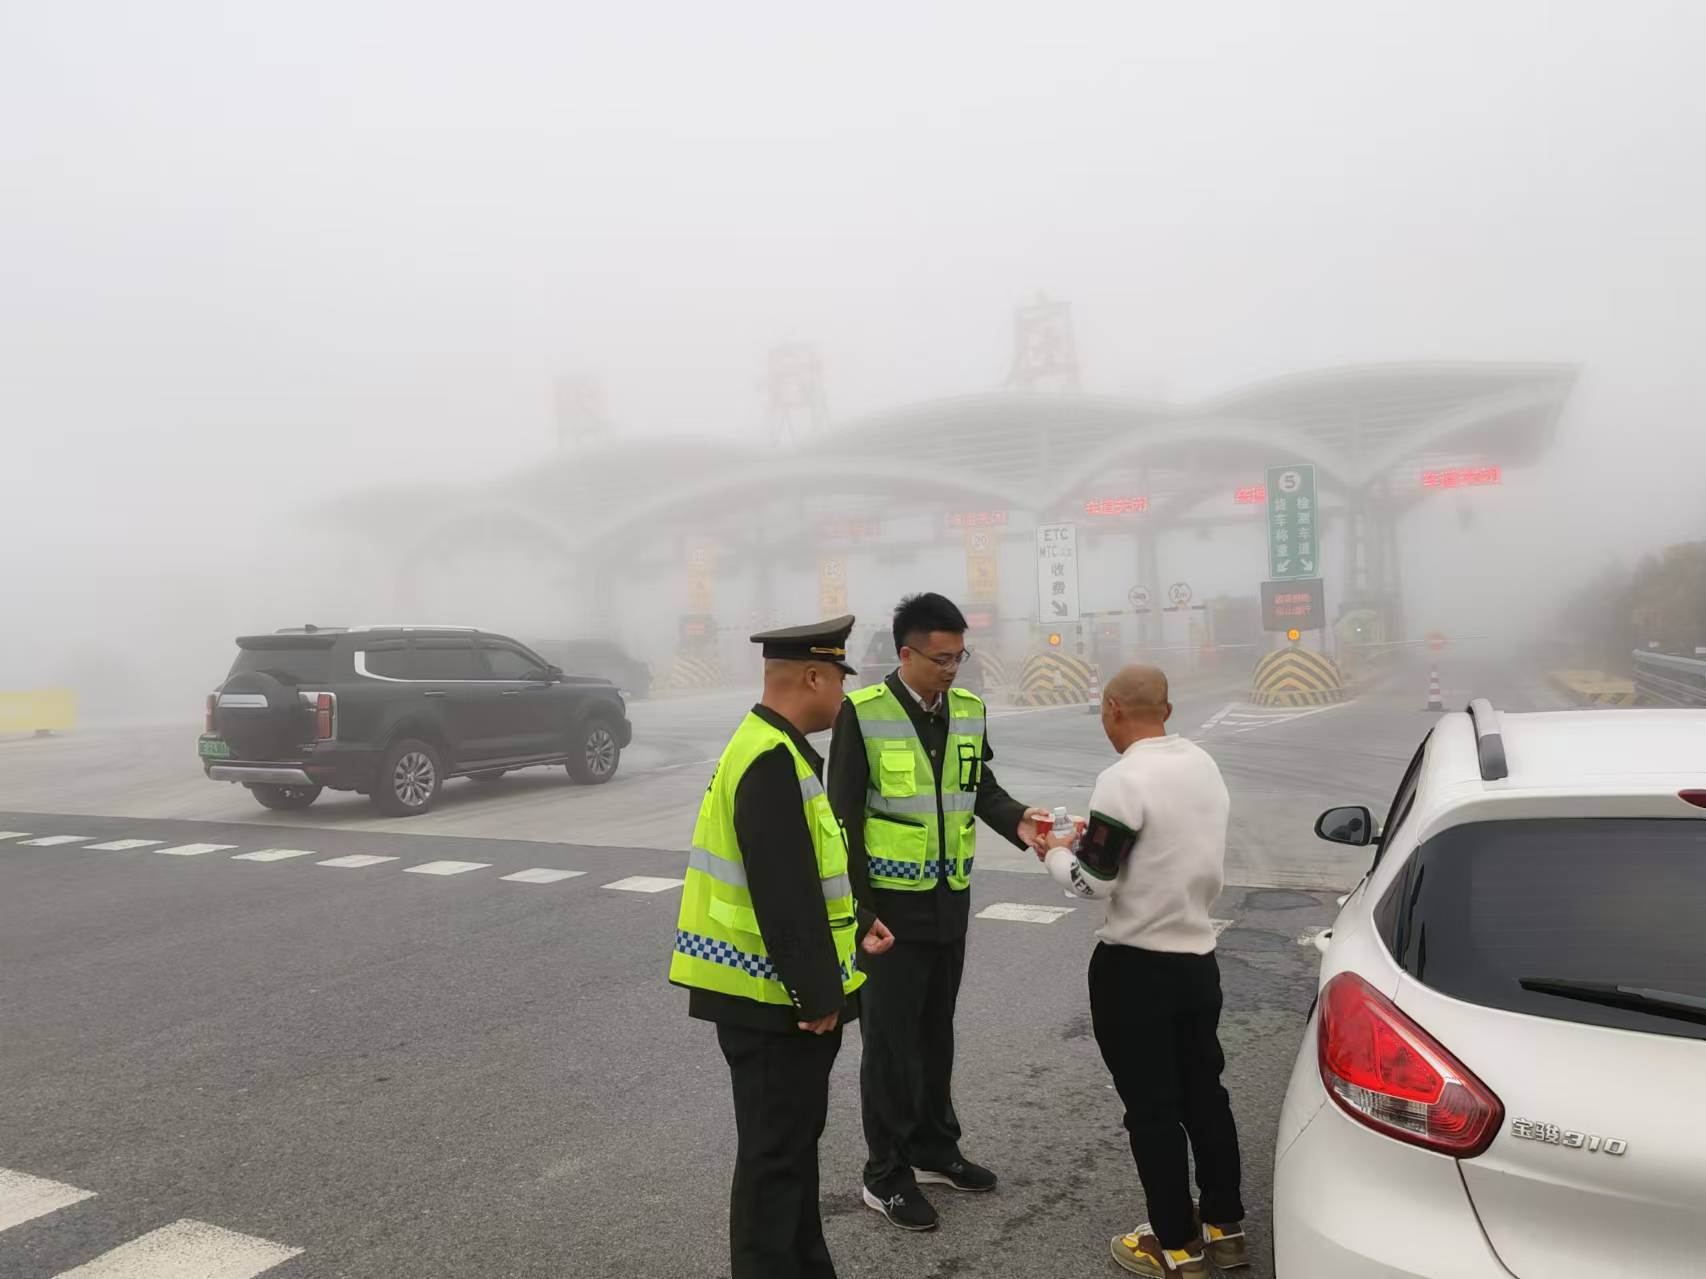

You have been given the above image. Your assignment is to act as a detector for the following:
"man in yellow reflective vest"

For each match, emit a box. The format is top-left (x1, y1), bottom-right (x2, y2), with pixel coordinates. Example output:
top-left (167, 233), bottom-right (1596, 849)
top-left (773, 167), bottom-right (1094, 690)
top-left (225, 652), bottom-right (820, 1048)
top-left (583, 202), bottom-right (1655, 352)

top-left (829, 593), bottom-right (1052, 1232)
top-left (670, 614), bottom-right (894, 1279)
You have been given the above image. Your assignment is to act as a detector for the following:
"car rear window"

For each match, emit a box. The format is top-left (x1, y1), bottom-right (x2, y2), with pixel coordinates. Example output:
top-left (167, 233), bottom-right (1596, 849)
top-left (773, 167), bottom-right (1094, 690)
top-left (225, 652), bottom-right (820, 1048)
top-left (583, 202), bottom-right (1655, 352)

top-left (229, 643), bottom-right (336, 686)
top-left (1382, 818), bottom-right (1706, 1041)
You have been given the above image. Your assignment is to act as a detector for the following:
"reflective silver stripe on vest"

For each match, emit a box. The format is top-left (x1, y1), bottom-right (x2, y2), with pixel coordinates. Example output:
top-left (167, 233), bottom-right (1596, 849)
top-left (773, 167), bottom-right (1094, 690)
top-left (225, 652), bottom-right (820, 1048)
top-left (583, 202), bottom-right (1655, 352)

top-left (687, 846), bottom-right (850, 903)
top-left (948, 717), bottom-right (983, 736)
top-left (858, 720), bottom-right (918, 739)
top-left (800, 774), bottom-right (826, 802)
top-left (866, 790), bottom-right (976, 816)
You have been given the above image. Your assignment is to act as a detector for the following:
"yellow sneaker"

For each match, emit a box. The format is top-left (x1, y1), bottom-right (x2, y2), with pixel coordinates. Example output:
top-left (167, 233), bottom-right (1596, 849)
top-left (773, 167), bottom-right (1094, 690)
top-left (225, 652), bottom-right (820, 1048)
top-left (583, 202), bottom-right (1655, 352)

top-left (1110, 1227), bottom-right (1211, 1277)
top-left (1201, 1219), bottom-right (1250, 1269)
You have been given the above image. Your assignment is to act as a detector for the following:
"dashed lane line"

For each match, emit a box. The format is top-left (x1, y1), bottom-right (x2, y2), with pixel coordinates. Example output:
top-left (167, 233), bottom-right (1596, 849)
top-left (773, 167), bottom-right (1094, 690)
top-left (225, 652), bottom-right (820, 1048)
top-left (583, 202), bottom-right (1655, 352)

top-left (403, 860), bottom-right (491, 876)
top-left (977, 903), bottom-right (1074, 924)
top-left (53, 1218), bottom-right (302, 1278)
top-left (231, 848), bottom-right (320, 862)
top-left (315, 855), bottom-right (399, 869)
top-left (155, 843), bottom-right (237, 857)
top-left (0, 831), bottom-right (34, 841)
top-left (604, 876), bottom-right (686, 894)
top-left (21, 836), bottom-right (92, 847)
top-left (502, 868), bottom-right (587, 884)
top-left (0, 1166), bottom-right (95, 1233)
top-left (84, 839), bottom-right (165, 851)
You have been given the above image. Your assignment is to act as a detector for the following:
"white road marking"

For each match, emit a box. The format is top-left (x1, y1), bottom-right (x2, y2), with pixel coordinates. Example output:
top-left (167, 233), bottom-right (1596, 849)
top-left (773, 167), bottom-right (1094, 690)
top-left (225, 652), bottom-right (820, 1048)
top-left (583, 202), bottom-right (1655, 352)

top-left (1211, 918), bottom-right (1235, 937)
top-left (977, 903), bottom-right (1075, 924)
top-left (53, 1218), bottom-right (302, 1277)
top-left (231, 848), bottom-right (319, 862)
top-left (404, 860), bottom-right (490, 876)
top-left (1198, 703), bottom-right (1239, 732)
top-left (502, 868), bottom-right (587, 884)
top-left (0, 832), bottom-right (34, 841)
top-left (316, 855), bottom-right (397, 869)
top-left (604, 876), bottom-right (685, 893)
top-left (21, 836), bottom-right (92, 847)
top-left (0, 1167), bottom-right (96, 1233)
top-left (84, 839), bottom-right (165, 851)
top-left (155, 843), bottom-right (236, 857)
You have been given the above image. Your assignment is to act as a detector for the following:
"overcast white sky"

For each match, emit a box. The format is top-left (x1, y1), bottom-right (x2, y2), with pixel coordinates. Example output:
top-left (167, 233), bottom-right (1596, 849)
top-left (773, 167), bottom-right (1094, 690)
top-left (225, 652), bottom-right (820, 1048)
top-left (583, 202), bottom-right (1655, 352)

top-left (3, 0), bottom-right (1703, 686)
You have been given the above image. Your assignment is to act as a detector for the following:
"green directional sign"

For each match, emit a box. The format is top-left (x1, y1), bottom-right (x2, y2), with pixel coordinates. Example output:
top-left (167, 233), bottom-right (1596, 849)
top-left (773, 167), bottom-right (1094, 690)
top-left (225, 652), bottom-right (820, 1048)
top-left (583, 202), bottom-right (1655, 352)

top-left (1266, 463), bottom-right (1319, 580)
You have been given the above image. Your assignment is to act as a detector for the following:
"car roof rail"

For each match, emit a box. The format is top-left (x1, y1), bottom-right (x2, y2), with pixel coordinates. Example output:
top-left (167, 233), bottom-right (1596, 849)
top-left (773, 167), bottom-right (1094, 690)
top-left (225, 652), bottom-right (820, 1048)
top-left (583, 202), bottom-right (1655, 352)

top-left (349, 624), bottom-right (480, 632)
top-left (1466, 697), bottom-right (1508, 781)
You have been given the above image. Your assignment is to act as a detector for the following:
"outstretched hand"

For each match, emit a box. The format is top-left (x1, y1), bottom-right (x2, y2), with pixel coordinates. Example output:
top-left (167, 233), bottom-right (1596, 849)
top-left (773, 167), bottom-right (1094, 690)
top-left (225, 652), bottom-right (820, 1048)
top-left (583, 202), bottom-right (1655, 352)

top-left (1017, 806), bottom-right (1054, 854)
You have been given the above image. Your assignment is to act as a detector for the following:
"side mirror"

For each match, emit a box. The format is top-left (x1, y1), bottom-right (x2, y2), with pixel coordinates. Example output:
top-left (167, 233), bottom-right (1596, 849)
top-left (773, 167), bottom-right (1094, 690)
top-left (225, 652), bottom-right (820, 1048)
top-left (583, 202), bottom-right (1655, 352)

top-left (1315, 805), bottom-right (1376, 847)
top-left (545, 665), bottom-right (564, 683)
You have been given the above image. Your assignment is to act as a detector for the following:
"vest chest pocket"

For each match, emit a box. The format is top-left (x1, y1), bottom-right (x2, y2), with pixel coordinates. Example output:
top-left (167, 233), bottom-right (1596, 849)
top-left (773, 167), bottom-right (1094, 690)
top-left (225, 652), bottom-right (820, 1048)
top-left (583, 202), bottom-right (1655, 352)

top-left (877, 747), bottom-right (918, 798)
top-left (707, 893), bottom-right (762, 939)
top-left (816, 807), bottom-right (849, 878)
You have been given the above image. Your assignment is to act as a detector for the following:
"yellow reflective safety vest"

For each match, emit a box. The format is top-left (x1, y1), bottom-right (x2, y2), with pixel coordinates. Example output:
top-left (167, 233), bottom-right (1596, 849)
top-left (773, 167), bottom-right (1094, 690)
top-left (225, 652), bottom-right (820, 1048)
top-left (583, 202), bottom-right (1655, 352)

top-left (669, 712), bottom-right (864, 1007)
top-left (849, 682), bottom-right (986, 892)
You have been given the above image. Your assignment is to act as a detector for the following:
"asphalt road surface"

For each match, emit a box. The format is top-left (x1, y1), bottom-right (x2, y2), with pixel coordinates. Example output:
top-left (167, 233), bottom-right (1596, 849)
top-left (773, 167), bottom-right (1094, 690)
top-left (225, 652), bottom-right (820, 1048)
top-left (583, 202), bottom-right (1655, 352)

top-left (0, 655), bottom-right (1581, 1277)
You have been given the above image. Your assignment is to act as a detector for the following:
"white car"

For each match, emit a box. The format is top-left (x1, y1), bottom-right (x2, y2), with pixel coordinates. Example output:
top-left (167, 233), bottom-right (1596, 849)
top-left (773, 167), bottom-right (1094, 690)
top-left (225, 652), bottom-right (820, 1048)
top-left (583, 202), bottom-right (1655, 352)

top-left (1272, 699), bottom-right (1706, 1277)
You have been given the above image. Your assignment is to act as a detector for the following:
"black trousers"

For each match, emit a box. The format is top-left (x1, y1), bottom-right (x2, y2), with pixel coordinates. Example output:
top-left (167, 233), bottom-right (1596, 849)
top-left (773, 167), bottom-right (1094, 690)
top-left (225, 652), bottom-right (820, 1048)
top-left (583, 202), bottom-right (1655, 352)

top-left (1088, 942), bottom-right (1245, 1251)
top-left (718, 1021), bottom-right (842, 1279)
top-left (858, 938), bottom-right (966, 1190)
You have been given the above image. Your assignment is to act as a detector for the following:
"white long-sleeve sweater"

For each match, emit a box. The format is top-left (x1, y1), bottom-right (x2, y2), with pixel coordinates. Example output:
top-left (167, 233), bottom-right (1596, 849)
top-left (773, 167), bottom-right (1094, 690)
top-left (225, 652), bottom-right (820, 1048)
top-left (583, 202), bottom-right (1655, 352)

top-left (1044, 734), bottom-right (1230, 954)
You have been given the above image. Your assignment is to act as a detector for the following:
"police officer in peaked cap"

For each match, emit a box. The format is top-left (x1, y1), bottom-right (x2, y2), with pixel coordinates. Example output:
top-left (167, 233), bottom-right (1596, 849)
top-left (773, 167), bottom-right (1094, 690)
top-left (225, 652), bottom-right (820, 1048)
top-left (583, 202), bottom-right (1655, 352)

top-left (668, 614), bottom-right (894, 1279)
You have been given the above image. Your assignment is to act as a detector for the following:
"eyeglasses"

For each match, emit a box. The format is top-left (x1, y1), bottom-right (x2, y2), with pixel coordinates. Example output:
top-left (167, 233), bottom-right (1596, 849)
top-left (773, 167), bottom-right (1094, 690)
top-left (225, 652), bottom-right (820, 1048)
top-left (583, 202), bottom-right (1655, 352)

top-left (918, 648), bottom-right (972, 670)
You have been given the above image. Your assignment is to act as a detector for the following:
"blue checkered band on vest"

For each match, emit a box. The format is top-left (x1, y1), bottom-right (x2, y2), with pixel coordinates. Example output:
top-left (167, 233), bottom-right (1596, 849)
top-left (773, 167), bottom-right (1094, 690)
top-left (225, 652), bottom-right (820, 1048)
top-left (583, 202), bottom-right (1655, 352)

top-left (674, 928), bottom-right (858, 983)
top-left (866, 856), bottom-right (975, 882)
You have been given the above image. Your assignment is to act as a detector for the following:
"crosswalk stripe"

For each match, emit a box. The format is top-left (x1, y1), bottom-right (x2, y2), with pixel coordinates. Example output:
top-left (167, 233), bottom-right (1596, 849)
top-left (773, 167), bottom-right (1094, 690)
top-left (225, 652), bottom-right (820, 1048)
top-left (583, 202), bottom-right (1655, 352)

top-left (977, 903), bottom-right (1075, 924)
top-left (501, 868), bottom-right (586, 884)
top-left (0, 1167), bottom-right (96, 1233)
top-left (604, 876), bottom-right (685, 894)
top-left (0, 831), bottom-right (33, 841)
top-left (404, 860), bottom-right (490, 876)
top-left (231, 848), bottom-right (319, 862)
top-left (155, 844), bottom-right (237, 857)
top-left (22, 836), bottom-right (93, 847)
top-left (53, 1218), bottom-right (302, 1277)
top-left (85, 840), bottom-right (165, 851)
top-left (316, 855), bottom-right (397, 869)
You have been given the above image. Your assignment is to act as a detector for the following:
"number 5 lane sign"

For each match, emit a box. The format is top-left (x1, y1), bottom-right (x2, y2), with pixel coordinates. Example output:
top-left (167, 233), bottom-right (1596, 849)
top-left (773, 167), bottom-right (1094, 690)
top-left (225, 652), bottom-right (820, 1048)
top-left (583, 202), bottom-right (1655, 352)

top-left (1266, 463), bottom-right (1318, 581)
top-left (1036, 523), bottom-right (1080, 623)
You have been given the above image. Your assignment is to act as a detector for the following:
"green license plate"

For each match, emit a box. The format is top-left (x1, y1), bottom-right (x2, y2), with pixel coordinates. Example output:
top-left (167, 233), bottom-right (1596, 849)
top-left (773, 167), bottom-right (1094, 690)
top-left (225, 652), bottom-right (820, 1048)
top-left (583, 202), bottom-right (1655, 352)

top-left (199, 738), bottom-right (232, 759)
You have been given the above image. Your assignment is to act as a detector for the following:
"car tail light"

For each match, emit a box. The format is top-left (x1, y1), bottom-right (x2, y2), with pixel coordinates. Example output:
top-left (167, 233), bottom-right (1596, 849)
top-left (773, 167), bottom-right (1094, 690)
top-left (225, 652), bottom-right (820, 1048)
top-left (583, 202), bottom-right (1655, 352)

top-left (1681, 790), bottom-right (1706, 810)
top-left (315, 694), bottom-right (335, 741)
top-left (205, 694), bottom-right (216, 734)
top-left (1317, 972), bottom-right (1503, 1157)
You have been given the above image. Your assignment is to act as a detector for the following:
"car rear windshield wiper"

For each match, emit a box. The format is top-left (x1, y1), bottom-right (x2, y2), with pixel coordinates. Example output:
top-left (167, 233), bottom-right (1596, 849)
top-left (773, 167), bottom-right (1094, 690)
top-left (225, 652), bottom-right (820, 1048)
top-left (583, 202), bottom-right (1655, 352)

top-left (1519, 978), bottom-right (1706, 1027)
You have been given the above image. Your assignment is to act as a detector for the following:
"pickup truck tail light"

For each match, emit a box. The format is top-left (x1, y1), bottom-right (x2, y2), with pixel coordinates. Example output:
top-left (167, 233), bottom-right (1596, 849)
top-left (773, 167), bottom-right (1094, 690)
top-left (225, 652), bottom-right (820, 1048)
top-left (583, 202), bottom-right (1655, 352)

top-left (315, 694), bottom-right (335, 741)
top-left (1318, 972), bottom-right (1502, 1157)
top-left (205, 694), bottom-right (216, 734)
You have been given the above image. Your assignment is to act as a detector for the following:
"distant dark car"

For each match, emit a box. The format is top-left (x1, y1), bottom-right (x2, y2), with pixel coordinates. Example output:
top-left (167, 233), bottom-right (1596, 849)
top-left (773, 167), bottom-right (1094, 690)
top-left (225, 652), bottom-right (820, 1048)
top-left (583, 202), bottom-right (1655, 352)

top-left (198, 625), bottom-right (632, 816)
top-left (854, 631), bottom-right (986, 698)
top-left (531, 638), bottom-right (652, 698)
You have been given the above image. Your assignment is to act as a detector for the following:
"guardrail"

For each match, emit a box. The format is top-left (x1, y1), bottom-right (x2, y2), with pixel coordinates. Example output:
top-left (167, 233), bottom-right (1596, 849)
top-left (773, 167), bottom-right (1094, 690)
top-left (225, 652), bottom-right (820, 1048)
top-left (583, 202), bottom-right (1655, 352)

top-left (0, 689), bottom-right (77, 736)
top-left (1632, 650), bottom-right (1706, 708)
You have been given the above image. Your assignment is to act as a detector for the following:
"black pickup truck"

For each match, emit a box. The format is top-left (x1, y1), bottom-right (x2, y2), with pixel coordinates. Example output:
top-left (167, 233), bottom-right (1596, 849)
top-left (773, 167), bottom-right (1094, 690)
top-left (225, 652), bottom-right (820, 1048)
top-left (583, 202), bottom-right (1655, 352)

top-left (198, 626), bottom-right (632, 816)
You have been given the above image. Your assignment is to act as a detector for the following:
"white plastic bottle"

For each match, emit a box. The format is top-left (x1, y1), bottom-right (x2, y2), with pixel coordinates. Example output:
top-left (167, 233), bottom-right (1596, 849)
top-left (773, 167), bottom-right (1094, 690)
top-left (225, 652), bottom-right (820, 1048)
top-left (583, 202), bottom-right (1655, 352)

top-left (1050, 805), bottom-right (1073, 842)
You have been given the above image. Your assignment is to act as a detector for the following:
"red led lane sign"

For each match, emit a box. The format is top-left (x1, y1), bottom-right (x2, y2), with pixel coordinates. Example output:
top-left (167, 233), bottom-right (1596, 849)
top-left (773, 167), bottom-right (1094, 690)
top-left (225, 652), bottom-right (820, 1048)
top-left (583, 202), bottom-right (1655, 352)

top-left (1083, 496), bottom-right (1150, 517)
top-left (1422, 466), bottom-right (1501, 489)
top-left (1235, 485), bottom-right (1267, 505)
top-left (947, 510), bottom-right (1009, 529)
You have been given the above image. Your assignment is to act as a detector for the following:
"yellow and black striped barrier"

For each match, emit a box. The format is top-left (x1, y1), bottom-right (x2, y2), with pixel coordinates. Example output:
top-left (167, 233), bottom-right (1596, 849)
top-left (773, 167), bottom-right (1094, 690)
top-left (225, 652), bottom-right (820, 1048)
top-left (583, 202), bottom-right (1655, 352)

top-left (1251, 648), bottom-right (1345, 707)
top-left (1015, 652), bottom-right (1094, 707)
top-left (977, 652), bottom-right (1011, 693)
top-left (654, 654), bottom-right (726, 691)
top-left (1549, 671), bottom-right (1637, 707)
top-left (0, 689), bottom-right (77, 737)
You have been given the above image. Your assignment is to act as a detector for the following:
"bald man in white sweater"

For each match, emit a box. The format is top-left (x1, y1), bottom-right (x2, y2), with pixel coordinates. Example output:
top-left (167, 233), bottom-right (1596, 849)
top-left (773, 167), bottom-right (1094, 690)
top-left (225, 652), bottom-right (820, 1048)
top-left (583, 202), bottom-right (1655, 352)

top-left (1041, 666), bottom-right (1249, 1278)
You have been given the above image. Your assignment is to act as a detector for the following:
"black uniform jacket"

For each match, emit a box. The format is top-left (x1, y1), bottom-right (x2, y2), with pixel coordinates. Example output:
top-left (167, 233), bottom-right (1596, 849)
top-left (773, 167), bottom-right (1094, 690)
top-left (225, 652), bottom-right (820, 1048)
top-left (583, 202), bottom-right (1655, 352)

top-left (829, 671), bottom-right (1029, 945)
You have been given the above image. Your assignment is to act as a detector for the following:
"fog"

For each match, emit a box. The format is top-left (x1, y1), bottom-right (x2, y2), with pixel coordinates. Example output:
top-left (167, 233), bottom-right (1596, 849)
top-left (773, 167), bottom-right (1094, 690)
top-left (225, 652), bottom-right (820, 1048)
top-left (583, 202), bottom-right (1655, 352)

top-left (4, 0), bottom-right (1704, 718)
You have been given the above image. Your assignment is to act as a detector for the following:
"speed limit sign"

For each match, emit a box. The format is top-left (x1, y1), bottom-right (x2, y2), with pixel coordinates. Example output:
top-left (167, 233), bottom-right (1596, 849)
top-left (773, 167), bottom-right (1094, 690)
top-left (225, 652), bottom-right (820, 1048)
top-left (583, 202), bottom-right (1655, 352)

top-left (1168, 581), bottom-right (1193, 608)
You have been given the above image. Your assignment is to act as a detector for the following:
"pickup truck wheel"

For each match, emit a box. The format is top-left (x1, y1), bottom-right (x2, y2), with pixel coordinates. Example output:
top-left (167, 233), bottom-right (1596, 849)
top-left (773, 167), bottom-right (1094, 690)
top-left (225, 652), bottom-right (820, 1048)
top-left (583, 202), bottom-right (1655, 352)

top-left (247, 782), bottom-right (323, 811)
top-left (374, 738), bottom-right (443, 816)
top-left (566, 719), bottom-right (621, 785)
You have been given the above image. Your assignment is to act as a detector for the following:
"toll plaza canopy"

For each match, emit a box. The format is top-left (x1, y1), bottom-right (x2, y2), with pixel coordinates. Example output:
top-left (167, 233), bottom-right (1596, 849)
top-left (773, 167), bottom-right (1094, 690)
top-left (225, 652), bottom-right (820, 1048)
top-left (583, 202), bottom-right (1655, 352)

top-left (324, 361), bottom-right (1575, 574)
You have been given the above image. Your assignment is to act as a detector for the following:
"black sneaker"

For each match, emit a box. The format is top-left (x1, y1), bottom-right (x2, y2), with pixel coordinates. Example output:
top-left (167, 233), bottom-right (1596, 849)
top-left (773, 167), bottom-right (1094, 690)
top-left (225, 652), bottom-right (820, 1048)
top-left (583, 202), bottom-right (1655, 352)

top-left (862, 1184), bottom-right (939, 1231)
top-left (912, 1158), bottom-right (997, 1192)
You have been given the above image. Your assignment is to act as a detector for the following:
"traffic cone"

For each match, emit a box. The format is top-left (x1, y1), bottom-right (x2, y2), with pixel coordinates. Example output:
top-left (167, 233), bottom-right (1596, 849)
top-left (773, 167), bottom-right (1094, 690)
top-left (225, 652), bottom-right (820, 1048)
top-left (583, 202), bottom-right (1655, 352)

top-left (1086, 663), bottom-right (1102, 714)
top-left (1426, 666), bottom-right (1443, 712)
